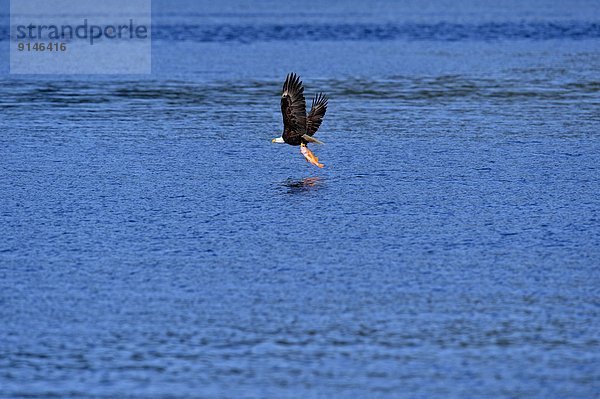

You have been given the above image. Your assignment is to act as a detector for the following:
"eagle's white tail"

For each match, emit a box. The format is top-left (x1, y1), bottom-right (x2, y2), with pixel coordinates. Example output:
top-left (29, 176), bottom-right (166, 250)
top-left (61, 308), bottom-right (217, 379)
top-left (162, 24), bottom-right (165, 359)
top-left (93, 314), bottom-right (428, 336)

top-left (302, 134), bottom-right (324, 145)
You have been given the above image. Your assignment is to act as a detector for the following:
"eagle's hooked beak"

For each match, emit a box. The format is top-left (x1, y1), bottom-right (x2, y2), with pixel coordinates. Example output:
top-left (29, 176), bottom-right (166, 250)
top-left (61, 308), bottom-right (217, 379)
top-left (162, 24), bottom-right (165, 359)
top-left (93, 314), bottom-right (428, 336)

top-left (272, 137), bottom-right (285, 144)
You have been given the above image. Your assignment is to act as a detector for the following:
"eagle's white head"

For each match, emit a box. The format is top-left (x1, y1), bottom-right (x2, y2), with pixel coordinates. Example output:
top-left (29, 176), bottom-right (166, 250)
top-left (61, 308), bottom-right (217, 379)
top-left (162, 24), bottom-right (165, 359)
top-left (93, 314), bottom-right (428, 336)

top-left (271, 137), bottom-right (285, 144)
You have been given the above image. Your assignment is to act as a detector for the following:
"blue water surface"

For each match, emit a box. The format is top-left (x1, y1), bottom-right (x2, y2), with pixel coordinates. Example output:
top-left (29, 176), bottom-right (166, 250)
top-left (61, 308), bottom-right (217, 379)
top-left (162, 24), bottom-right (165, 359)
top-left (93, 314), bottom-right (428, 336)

top-left (1, 0), bottom-right (599, 398)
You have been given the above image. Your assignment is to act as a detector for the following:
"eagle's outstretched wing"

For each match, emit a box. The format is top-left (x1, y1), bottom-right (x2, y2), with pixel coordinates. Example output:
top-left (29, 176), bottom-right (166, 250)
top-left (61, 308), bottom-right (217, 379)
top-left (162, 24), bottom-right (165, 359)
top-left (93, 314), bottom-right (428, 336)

top-left (281, 73), bottom-right (307, 141)
top-left (306, 93), bottom-right (328, 136)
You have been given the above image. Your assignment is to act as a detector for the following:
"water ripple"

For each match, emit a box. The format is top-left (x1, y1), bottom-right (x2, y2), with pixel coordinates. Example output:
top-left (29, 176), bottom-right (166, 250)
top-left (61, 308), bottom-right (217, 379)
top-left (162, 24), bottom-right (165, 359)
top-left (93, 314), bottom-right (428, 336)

top-left (0, 76), bottom-right (597, 111)
top-left (150, 21), bottom-right (600, 42)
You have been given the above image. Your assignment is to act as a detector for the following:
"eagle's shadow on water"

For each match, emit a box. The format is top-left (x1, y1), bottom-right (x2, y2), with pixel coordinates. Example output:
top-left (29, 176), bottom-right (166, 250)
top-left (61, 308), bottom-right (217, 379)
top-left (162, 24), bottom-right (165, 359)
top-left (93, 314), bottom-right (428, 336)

top-left (280, 177), bottom-right (324, 194)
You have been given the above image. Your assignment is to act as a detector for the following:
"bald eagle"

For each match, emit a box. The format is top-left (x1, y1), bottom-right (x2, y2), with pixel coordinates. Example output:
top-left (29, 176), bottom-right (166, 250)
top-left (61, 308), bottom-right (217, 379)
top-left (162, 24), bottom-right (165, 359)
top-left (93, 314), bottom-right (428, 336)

top-left (272, 73), bottom-right (328, 168)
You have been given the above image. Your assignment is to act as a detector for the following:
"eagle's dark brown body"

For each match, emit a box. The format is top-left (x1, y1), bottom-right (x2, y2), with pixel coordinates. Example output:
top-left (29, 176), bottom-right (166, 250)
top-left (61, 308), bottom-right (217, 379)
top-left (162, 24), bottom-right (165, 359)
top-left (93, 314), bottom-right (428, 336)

top-left (281, 73), bottom-right (328, 146)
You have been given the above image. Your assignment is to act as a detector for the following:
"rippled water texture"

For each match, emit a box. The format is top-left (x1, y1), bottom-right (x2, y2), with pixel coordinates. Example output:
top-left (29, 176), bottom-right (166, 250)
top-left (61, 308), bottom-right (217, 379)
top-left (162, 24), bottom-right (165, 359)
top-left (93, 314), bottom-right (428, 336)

top-left (1, 0), bottom-right (599, 398)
